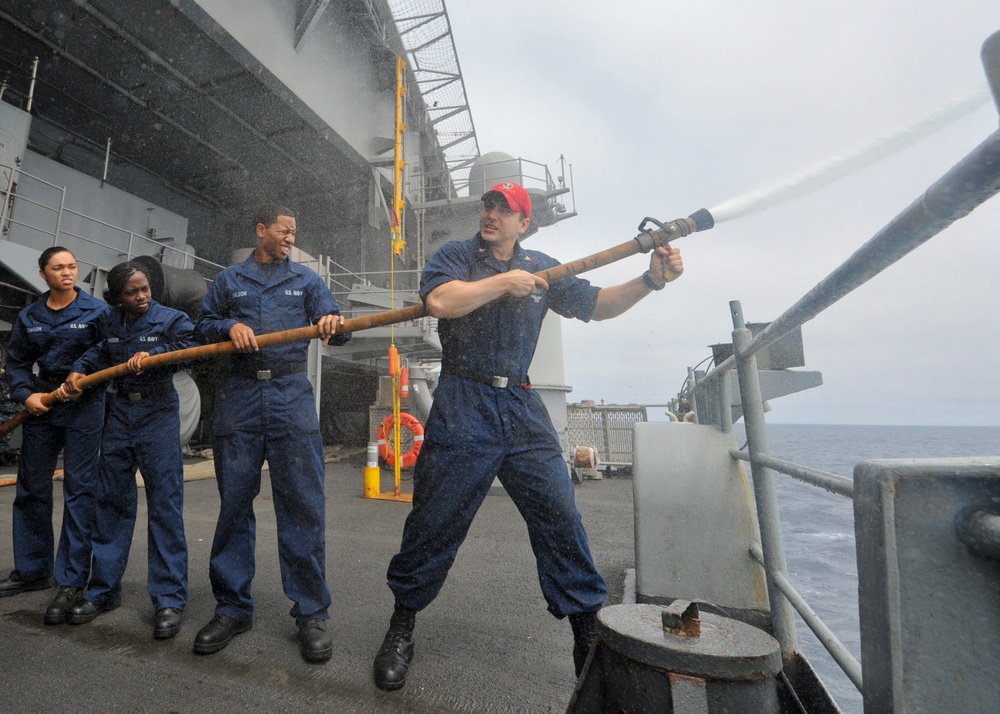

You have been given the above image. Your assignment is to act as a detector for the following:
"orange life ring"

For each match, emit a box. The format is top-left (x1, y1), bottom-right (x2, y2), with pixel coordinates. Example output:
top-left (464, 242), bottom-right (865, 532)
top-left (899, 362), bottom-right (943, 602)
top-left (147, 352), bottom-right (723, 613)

top-left (377, 412), bottom-right (424, 468)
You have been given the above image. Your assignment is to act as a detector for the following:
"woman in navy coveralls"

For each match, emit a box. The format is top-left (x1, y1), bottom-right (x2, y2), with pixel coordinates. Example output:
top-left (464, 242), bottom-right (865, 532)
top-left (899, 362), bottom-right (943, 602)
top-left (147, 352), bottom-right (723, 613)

top-left (64, 261), bottom-right (196, 639)
top-left (0, 247), bottom-right (109, 625)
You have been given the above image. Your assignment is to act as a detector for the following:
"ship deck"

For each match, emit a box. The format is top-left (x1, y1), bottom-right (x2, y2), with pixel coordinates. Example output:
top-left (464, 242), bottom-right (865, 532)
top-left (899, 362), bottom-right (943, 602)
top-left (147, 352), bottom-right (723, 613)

top-left (0, 452), bottom-right (634, 713)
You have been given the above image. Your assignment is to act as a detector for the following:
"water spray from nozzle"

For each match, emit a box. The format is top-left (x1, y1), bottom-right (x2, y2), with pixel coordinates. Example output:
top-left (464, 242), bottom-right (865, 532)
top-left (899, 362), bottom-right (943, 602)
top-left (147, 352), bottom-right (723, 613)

top-left (706, 86), bottom-right (989, 224)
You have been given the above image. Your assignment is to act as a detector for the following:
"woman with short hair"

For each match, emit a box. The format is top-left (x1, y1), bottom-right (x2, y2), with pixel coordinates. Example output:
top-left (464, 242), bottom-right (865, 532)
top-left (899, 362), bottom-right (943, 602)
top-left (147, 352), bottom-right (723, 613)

top-left (1, 246), bottom-right (109, 625)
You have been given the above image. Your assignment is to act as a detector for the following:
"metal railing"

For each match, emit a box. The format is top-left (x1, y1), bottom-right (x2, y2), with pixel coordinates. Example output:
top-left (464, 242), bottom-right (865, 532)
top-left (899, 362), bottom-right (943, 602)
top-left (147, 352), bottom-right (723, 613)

top-left (0, 161), bottom-right (227, 291)
top-left (674, 29), bottom-right (1000, 708)
top-left (325, 265), bottom-right (422, 300)
top-left (409, 155), bottom-right (564, 204)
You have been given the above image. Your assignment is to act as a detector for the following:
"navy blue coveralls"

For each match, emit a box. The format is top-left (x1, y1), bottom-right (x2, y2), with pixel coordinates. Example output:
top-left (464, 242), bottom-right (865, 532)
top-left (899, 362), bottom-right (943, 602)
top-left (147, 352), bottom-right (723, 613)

top-left (196, 253), bottom-right (349, 624)
top-left (71, 301), bottom-right (196, 610)
top-left (387, 235), bottom-right (609, 619)
top-left (5, 288), bottom-right (108, 588)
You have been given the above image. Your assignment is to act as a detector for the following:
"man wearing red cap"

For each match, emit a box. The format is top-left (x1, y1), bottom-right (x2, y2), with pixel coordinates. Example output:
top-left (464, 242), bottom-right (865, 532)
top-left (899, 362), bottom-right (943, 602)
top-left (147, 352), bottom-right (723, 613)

top-left (373, 181), bottom-right (684, 691)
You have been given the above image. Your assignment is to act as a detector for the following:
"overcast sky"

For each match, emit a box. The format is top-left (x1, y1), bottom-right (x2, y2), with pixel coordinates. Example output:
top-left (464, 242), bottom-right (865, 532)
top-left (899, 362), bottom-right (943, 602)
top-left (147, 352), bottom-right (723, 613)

top-left (444, 0), bottom-right (1000, 426)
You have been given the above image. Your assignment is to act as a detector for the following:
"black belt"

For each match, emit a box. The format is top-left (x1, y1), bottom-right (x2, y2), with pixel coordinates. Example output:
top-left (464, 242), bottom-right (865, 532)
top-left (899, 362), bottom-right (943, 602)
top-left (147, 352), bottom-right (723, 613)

top-left (37, 372), bottom-right (67, 391)
top-left (112, 382), bottom-right (174, 402)
top-left (442, 367), bottom-right (530, 388)
top-left (232, 362), bottom-right (308, 381)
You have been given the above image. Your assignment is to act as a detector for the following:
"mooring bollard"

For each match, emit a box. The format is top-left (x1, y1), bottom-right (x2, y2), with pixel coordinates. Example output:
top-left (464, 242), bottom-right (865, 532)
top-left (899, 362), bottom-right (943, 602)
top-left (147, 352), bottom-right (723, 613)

top-left (568, 602), bottom-right (782, 714)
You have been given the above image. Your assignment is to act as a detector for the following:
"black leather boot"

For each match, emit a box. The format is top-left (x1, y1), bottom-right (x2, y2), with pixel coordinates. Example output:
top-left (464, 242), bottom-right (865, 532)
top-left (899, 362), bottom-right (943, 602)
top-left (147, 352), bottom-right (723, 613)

top-left (154, 607), bottom-right (183, 640)
top-left (373, 603), bottom-right (416, 691)
top-left (298, 618), bottom-right (333, 663)
top-left (0, 574), bottom-right (53, 598)
top-left (44, 586), bottom-right (83, 625)
top-left (569, 611), bottom-right (598, 677)
top-left (192, 614), bottom-right (252, 655)
top-left (68, 596), bottom-right (121, 625)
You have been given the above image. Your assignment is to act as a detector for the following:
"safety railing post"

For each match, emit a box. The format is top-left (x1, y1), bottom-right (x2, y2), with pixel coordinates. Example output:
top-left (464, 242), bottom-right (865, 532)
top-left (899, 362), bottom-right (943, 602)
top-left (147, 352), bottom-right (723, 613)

top-left (53, 186), bottom-right (66, 246)
top-left (687, 367), bottom-right (699, 422)
top-left (1, 162), bottom-right (13, 235)
top-left (730, 300), bottom-right (799, 658)
top-left (718, 370), bottom-right (733, 435)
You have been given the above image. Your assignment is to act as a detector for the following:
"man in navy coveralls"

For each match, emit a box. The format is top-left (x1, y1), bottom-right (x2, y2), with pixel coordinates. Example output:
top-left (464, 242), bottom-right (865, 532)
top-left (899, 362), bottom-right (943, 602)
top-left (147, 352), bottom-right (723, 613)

top-left (373, 182), bottom-right (685, 690)
top-left (193, 204), bottom-right (350, 663)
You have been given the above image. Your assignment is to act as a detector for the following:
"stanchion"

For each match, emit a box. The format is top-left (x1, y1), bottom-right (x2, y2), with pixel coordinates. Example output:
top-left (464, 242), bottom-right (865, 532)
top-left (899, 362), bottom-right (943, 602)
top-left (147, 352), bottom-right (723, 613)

top-left (363, 442), bottom-right (381, 498)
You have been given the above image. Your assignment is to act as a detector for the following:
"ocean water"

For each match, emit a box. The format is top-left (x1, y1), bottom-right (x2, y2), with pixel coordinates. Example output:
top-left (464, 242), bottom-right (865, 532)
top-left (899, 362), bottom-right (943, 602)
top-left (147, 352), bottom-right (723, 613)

top-left (731, 424), bottom-right (1000, 713)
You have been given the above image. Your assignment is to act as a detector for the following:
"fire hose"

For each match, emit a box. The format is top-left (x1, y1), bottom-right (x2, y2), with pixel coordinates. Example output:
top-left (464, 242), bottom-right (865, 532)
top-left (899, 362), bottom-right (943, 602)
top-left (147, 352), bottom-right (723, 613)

top-left (0, 208), bottom-right (714, 442)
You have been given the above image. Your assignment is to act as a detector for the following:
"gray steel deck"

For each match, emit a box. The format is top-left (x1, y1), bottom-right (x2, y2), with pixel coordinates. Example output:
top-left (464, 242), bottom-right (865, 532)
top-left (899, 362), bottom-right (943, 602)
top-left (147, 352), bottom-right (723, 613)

top-left (0, 455), bottom-right (633, 713)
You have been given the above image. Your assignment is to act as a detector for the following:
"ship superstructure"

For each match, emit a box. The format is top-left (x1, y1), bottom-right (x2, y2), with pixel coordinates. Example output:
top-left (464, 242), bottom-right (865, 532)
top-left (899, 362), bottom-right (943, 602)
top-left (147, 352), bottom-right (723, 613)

top-left (0, 0), bottom-right (576, 442)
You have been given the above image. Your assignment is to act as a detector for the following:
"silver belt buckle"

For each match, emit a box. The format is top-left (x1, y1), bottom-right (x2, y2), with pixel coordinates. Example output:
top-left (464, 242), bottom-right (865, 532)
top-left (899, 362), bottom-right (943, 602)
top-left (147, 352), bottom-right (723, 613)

top-left (491, 376), bottom-right (508, 388)
top-left (256, 369), bottom-right (272, 380)
top-left (128, 392), bottom-right (142, 402)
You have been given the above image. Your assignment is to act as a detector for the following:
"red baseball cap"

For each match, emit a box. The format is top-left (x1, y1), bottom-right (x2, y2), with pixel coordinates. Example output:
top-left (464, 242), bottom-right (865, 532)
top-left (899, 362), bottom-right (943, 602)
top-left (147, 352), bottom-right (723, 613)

top-left (482, 181), bottom-right (532, 219)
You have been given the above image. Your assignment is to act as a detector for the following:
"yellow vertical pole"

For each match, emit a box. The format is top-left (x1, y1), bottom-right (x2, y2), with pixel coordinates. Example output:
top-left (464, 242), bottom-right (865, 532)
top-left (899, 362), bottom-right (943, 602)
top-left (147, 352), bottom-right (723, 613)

top-left (389, 55), bottom-right (407, 496)
top-left (391, 55), bottom-right (407, 258)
